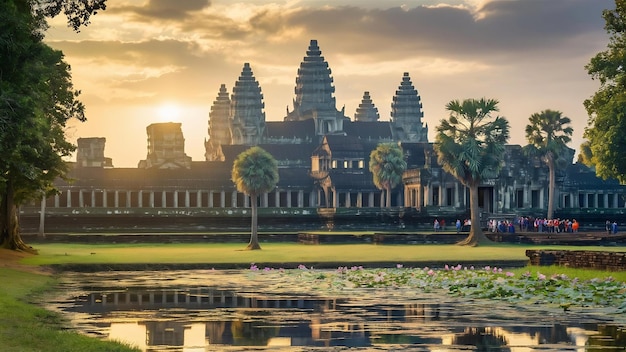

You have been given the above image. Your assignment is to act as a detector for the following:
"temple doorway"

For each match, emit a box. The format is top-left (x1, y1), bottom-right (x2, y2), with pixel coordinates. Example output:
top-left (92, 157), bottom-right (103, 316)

top-left (478, 187), bottom-right (494, 213)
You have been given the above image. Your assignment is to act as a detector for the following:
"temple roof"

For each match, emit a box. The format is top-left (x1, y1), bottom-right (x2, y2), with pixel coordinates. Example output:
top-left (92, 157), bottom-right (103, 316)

top-left (343, 121), bottom-right (393, 141)
top-left (264, 120), bottom-right (317, 143)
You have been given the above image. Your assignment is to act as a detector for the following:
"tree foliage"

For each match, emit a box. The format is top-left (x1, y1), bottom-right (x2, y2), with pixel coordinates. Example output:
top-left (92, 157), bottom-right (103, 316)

top-left (434, 98), bottom-right (510, 246)
top-left (524, 109), bottom-right (573, 220)
top-left (584, 0), bottom-right (626, 183)
top-left (231, 146), bottom-right (279, 250)
top-left (368, 143), bottom-right (407, 208)
top-left (0, 0), bottom-right (103, 251)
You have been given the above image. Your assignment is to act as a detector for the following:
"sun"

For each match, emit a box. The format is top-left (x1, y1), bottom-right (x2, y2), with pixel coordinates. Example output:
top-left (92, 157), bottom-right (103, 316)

top-left (156, 102), bottom-right (182, 122)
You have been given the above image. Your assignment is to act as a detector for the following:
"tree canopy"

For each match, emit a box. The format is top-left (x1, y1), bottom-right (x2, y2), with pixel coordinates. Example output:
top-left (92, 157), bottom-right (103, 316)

top-left (0, 0), bottom-right (104, 251)
top-left (434, 98), bottom-right (510, 246)
top-left (584, 0), bottom-right (626, 183)
top-left (369, 143), bottom-right (407, 208)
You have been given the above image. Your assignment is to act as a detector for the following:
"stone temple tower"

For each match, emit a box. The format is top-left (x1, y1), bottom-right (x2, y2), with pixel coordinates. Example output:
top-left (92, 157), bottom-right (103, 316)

top-left (285, 39), bottom-right (346, 135)
top-left (354, 91), bottom-right (380, 122)
top-left (230, 63), bottom-right (265, 145)
top-left (390, 72), bottom-right (428, 142)
top-left (205, 84), bottom-right (232, 161)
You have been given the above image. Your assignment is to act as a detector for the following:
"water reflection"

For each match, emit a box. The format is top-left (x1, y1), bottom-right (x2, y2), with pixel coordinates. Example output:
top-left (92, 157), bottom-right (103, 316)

top-left (45, 270), bottom-right (626, 351)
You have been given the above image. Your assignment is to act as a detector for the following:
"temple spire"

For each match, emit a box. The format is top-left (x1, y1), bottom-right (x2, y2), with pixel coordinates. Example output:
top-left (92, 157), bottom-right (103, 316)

top-left (230, 63), bottom-right (265, 145)
top-left (205, 83), bottom-right (232, 161)
top-left (285, 39), bottom-right (346, 135)
top-left (354, 91), bottom-right (380, 122)
top-left (390, 72), bottom-right (427, 142)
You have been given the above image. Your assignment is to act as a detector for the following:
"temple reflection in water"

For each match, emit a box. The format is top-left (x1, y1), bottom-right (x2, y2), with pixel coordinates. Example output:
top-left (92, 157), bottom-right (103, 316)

top-left (51, 285), bottom-right (623, 351)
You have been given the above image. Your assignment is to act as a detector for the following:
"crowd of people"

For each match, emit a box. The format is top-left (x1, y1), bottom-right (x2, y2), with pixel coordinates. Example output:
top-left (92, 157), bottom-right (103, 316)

top-left (434, 216), bottom-right (620, 235)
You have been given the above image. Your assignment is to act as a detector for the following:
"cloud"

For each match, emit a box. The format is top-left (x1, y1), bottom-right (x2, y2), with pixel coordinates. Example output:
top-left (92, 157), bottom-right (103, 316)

top-left (110, 0), bottom-right (212, 21)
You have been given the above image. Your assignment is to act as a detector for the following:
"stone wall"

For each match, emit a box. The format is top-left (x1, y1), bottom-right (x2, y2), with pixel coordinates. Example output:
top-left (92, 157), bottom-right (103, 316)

top-left (526, 250), bottom-right (626, 271)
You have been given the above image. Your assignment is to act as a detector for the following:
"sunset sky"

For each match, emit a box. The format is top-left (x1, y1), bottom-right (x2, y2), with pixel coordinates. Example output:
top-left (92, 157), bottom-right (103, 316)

top-left (45, 0), bottom-right (613, 168)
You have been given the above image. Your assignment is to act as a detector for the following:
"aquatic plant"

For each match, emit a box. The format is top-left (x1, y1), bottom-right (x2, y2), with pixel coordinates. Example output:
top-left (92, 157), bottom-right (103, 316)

top-left (251, 264), bottom-right (626, 314)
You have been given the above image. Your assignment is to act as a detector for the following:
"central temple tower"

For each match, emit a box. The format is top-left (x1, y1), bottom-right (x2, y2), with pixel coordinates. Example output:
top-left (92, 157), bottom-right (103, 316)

top-left (284, 39), bottom-right (346, 135)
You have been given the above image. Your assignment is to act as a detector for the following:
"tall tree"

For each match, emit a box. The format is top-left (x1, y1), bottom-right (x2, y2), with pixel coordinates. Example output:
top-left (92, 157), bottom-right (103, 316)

top-left (231, 146), bottom-right (279, 250)
top-left (0, 0), bottom-right (104, 252)
top-left (369, 143), bottom-right (407, 208)
top-left (577, 140), bottom-right (595, 168)
top-left (584, 0), bottom-right (626, 183)
top-left (434, 98), bottom-right (510, 246)
top-left (524, 109), bottom-right (573, 220)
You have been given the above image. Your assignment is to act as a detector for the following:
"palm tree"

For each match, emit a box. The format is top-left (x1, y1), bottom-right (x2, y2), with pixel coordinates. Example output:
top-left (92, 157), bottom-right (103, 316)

top-left (369, 143), bottom-right (407, 208)
top-left (231, 146), bottom-right (279, 250)
top-left (434, 98), bottom-right (510, 246)
top-left (525, 109), bottom-right (573, 220)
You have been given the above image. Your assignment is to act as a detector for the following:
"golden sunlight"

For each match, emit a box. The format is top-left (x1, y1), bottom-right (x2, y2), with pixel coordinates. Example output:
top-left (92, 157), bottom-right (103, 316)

top-left (156, 102), bottom-right (182, 122)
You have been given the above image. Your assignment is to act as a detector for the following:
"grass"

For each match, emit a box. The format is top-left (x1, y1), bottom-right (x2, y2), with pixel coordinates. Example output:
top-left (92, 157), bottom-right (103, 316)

top-left (22, 242), bottom-right (535, 267)
top-left (21, 242), bottom-right (626, 268)
top-left (0, 267), bottom-right (138, 352)
top-left (510, 265), bottom-right (626, 282)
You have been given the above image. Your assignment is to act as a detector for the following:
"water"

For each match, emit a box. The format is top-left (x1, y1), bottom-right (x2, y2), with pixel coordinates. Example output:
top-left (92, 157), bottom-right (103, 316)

top-left (44, 270), bottom-right (626, 351)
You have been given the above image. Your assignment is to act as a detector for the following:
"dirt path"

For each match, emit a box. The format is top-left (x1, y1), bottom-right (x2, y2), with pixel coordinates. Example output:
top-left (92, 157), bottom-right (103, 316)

top-left (0, 248), bottom-right (53, 275)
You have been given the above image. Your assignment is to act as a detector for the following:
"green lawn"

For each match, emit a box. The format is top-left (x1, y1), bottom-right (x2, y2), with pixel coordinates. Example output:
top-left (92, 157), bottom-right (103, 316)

top-left (23, 242), bottom-right (530, 267)
top-left (21, 242), bottom-right (626, 268)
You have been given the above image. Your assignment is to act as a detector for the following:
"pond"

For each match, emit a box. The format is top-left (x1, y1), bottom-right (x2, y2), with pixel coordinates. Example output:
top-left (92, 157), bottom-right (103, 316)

top-left (44, 269), bottom-right (626, 351)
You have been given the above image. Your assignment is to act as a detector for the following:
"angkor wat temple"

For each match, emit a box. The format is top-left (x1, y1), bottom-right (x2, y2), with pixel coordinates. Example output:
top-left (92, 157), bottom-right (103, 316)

top-left (20, 40), bottom-right (626, 232)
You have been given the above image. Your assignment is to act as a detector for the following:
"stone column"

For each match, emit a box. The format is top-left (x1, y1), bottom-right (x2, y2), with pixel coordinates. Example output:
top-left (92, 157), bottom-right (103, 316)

top-left (114, 190), bottom-right (119, 208)
top-left (220, 191), bottom-right (225, 208)
top-left (126, 191), bottom-right (131, 207)
top-left (231, 191), bottom-right (237, 207)
top-left (333, 189), bottom-right (339, 208)
top-left (91, 190), bottom-right (96, 207)
top-left (275, 190), bottom-right (280, 207)
top-left (614, 193), bottom-right (619, 208)
top-left (298, 190), bottom-right (304, 208)
top-left (162, 191), bottom-right (167, 208)
top-left (287, 191), bottom-right (292, 208)
top-left (185, 190), bottom-right (190, 208)
top-left (66, 190), bottom-right (72, 207)
top-left (138, 191), bottom-right (143, 208)
top-left (173, 191), bottom-right (178, 208)
top-left (208, 191), bottom-right (214, 208)
top-left (244, 194), bottom-right (249, 208)
top-left (357, 192), bottom-right (363, 208)
top-left (369, 192), bottom-right (375, 208)
top-left (54, 194), bottom-right (60, 208)
top-left (262, 193), bottom-right (268, 207)
top-left (523, 184), bottom-right (529, 208)
top-left (196, 191), bottom-right (202, 208)
top-left (79, 190), bottom-right (84, 208)
top-left (102, 190), bottom-right (107, 207)
top-left (149, 191), bottom-right (155, 208)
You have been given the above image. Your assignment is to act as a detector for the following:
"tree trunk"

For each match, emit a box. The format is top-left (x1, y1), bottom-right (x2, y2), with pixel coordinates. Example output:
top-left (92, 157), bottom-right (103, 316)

top-left (547, 154), bottom-right (555, 220)
top-left (386, 186), bottom-right (391, 208)
top-left (246, 193), bottom-right (261, 250)
top-left (39, 194), bottom-right (46, 238)
top-left (457, 183), bottom-right (492, 246)
top-left (0, 180), bottom-right (37, 253)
